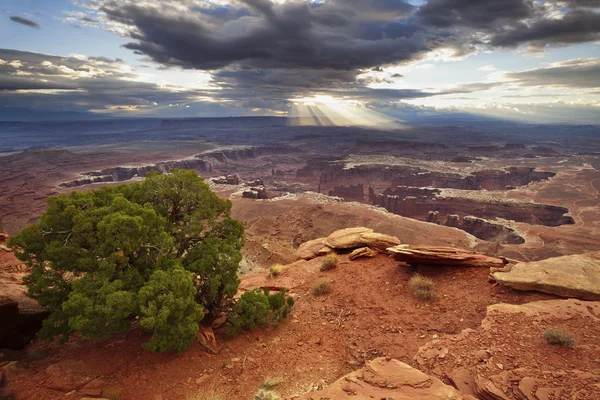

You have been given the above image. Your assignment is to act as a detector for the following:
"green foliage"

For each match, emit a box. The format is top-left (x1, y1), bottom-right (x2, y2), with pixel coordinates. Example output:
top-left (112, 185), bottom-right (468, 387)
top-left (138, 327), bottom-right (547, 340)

top-left (139, 266), bottom-right (203, 353)
top-left (260, 377), bottom-right (284, 390)
top-left (543, 328), bottom-right (576, 347)
top-left (8, 169), bottom-right (244, 352)
top-left (320, 254), bottom-right (338, 271)
top-left (409, 274), bottom-right (437, 301)
top-left (227, 289), bottom-right (294, 336)
top-left (312, 278), bottom-right (332, 296)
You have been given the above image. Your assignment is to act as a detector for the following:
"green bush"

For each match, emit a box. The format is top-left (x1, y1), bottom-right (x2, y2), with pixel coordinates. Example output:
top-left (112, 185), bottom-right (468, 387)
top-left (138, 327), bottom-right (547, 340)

top-left (8, 169), bottom-right (244, 352)
top-left (409, 274), bottom-right (437, 301)
top-left (320, 254), bottom-right (338, 271)
top-left (543, 328), bottom-right (576, 347)
top-left (227, 289), bottom-right (294, 336)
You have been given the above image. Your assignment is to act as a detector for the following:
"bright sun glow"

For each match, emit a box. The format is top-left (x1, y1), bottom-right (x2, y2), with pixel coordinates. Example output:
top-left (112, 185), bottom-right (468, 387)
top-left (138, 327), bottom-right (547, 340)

top-left (288, 95), bottom-right (404, 129)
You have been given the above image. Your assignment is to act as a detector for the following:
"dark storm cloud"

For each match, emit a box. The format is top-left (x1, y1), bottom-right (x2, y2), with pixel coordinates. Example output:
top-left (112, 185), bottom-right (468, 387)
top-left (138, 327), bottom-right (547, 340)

top-left (99, 0), bottom-right (432, 71)
top-left (10, 16), bottom-right (40, 29)
top-left (504, 59), bottom-right (600, 89)
top-left (417, 0), bottom-right (600, 49)
top-left (417, 0), bottom-right (534, 29)
top-left (490, 11), bottom-right (600, 49)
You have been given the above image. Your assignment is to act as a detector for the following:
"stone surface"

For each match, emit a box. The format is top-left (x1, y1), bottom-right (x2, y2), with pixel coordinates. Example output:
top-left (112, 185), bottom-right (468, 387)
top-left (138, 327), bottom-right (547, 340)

top-left (43, 359), bottom-right (95, 392)
top-left (492, 252), bottom-right (600, 300)
top-left (349, 247), bottom-right (378, 261)
top-left (323, 227), bottom-right (373, 249)
top-left (358, 232), bottom-right (401, 250)
top-left (295, 238), bottom-right (326, 260)
top-left (296, 357), bottom-right (472, 399)
top-left (387, 244), bottom-right (507, 268)
top-left (416, 299), bottom-right (600, 400)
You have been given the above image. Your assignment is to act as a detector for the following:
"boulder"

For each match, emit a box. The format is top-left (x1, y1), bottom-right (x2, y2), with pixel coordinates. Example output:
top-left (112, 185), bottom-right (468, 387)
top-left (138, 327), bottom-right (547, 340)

top-left (387, 245), bottom-right (507, 268)
top-left (296, 357), bottom-right (473, 399)
top-left (295, 238), bottom-right (326, 260)
top-left (349, 247), bottom-right (378, 261)
top-left (323, 227), bottom-right (373, 249)
top-left (359, 232), bottom-right (401, 250)
top-left (492, 253), bottom-right (600, 300)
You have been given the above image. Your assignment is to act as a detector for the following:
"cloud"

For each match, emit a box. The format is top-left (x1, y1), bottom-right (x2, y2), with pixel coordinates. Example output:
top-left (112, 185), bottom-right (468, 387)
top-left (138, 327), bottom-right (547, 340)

top-left (503, 58), bottom-right (600, 88)
top-left (417, 0), bottom-right (600, 50)
top-left (9, 16), bottom-right (40, 29)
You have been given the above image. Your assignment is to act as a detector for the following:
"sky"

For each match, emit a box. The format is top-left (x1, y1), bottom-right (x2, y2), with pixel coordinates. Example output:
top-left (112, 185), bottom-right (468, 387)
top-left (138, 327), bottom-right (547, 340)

top-left (1, 0), bottom-right (599, 123)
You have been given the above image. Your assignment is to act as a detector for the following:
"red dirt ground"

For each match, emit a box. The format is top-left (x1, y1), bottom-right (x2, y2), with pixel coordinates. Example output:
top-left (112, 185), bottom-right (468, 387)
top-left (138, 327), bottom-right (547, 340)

top-left (4, 253), bottom-right (562, 400)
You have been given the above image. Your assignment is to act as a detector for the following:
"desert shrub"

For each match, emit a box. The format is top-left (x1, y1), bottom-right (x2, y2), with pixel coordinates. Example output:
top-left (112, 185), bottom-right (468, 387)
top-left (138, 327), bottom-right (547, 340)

top-left (227, 289), bottom-right (294, 336)
top-left (312, 278), bottom-right (332, 296)
top-left (320, 254), bottom-right (338, 271)
top-left (269, 264), bottom-right (284, 277)
top-left (543, 328), bottom-right (576, 347)
top-left (254, 389), bottom-right (280, 400)
top-left (8, 169), bottom-right (244, 352)
top-left (409, 274), bottom-right (437, 301)
top-left (260, 377), bottom-right (284, 390)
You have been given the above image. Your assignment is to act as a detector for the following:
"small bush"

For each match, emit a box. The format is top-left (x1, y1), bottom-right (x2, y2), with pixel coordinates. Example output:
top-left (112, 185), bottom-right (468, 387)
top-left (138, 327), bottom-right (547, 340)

top-left (227, 289), bottom-right (294, 336)
top-left (254, 389), bottom-right (280, 400)
top-left (320, 254), bottom-right (338, 271)
top-left (409, 274), bottom-right (437, 301)
top-left (269, 264), bottom-right (284, 278)
top-left (543, 328), bottom-right (576, 347)
top-left (313, 278), bottom-right (332, 296)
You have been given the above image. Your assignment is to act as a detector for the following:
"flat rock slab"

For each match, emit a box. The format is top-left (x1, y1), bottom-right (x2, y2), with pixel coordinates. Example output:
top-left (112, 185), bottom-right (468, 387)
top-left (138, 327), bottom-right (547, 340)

top-left (295, 357), bottom-right (473, 399)
top-left (492, 252), bottom-right (600, 300)
top-left (323, 227), bottom-right (373, 249)
top-left (387, 245), bottom-right (507, 268)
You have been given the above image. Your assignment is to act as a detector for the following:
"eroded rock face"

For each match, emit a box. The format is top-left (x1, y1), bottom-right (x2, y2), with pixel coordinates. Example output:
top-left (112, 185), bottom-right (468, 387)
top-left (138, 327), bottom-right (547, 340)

top-left (415, 299), bottom-right (600, 400)
top-left (295, 357), bottom-right (472, 400)
top-left (323, 227), bottom-right (374, 249)
top-left (387, 245), bottom-right (507, 268)
top-left (43, 360), bottom-right (96, 392)
top-left (492, 253), bottom-right (600, 300)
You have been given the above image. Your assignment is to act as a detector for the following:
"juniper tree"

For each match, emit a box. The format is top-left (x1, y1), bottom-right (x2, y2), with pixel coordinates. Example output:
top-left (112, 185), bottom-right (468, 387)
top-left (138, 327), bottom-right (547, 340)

top-left (9, 169), bottom-right (244, 352)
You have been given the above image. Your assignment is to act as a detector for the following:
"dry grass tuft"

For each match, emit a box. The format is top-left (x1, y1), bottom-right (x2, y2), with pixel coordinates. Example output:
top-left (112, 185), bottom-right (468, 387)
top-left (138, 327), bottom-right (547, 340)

top-left (409, 274), bottom-right (437, 301)
top-left (312, 278), bottom-right (332, 296)
top-left (543, 328), bottom-right (576, 347)
top-left (269, 264), bottom-right (284, 278)
top-left (320, 253), bottom-right (338, 271)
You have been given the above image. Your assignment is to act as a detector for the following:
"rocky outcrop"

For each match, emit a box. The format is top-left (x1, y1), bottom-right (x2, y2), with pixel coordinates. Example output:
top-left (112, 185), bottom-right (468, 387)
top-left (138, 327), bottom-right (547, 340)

top-left (296, 229), bottom-right (400, 260)
top-left (349, 247), bottom-right (378, 260)
top-left (359, 232), bottom-right (401, 250)
top-left (416, 299), bottom-right (600, 399)
top-left (59, 159), bottom-right (213, 188)
top-left (210, 175), bottom-right (239, 185)
top-left (492, 253), bottom-right (600, 300)
top-left (327, 184), bottom-right (365, 202)
top-left (43, 360), bottom-right (96, 392)
top-left (242, 186), bottom-right (268, 199)
top-left (323, 227), bottom-right (374, 249)
top-left (387, 245), bottom-right (507, 268)
top-left (296, 357), bottom-right (472, 400)
top-left (296, 238), bottom-right (326, 260)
